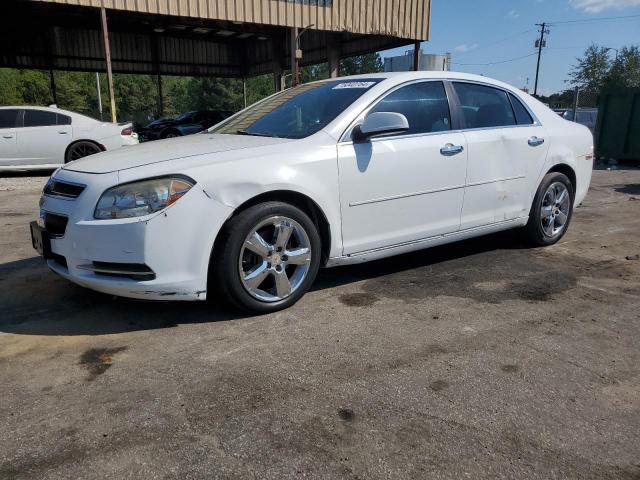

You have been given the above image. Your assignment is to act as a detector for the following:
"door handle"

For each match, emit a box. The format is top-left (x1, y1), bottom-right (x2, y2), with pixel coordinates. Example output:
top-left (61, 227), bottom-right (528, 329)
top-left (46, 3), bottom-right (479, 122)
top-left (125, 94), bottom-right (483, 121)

top-left (528, 136), bottom-right (545, 147)
top-left (2, 135), bottom-right (13, 139)
top-left (440, 143), bottom-right (464, 156)
top-left (58, 131), bottom-right (69, 135)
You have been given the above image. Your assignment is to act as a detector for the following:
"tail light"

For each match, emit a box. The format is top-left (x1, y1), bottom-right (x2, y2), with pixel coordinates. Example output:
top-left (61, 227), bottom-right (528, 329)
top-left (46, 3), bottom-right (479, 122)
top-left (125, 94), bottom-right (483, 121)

top-left (121, 127), bottom-right (133, 136)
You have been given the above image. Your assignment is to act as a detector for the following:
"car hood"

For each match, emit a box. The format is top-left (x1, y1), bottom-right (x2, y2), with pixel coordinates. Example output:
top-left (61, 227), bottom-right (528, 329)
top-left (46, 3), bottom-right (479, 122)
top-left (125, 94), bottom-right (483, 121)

top-left (63, 134), bottom-right (292, 174)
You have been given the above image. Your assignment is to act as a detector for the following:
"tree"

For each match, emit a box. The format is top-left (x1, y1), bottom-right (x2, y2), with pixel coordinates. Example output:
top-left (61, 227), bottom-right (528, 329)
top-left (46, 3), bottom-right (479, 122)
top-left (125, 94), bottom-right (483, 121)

top-left (0, 69), bottom-right (25, 105)
top-left (603, 46), bottom-right (640, 89)
top-left (300, 63), bottom-right (330, 83)
top-left (52, 71), bottom-right (95, 115)
top-left (568, 45), bottom-right (611, 94)
top-left (245, 74), bottom-right (275, 106)
top-left (0, 51), bottom-right (387, 123)
top-left (340, 53), bottom-right (384, 76)
top-left (537, 89), bottom-right (575, 109)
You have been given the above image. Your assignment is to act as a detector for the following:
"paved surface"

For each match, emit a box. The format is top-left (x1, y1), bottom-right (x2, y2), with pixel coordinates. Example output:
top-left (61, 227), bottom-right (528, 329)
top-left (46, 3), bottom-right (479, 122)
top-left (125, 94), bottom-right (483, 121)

top-left (1, 169), bottom-right (639, 479)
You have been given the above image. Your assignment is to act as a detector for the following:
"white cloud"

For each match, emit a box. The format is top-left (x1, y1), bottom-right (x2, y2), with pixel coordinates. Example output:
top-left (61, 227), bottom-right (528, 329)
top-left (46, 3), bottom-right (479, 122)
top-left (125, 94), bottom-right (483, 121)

top-left (569, 0), bottom-right (640, 12)
top-left (455, 43), bottom-right (479, 53)
top-left (507, 10), bottom-right (521, 18)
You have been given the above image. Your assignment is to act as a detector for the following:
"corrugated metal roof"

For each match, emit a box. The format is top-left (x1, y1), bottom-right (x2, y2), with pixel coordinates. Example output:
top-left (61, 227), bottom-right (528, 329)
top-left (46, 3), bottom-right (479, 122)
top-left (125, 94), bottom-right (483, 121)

top-left (1, 1), bottom-right (426, 77)
top-left (30, 0), bottom-right (431, 41)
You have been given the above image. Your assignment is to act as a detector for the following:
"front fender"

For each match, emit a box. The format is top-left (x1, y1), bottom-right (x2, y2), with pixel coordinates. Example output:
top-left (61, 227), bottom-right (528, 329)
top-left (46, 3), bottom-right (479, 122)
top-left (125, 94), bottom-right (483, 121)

top-left (213, 180), bottom-right (342, 259)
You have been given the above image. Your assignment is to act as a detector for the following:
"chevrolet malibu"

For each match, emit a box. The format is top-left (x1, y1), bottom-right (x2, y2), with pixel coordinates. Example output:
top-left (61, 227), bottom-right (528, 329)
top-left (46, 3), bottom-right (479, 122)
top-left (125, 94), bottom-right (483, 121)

top-left (30, 72), bottom-right (593, 313)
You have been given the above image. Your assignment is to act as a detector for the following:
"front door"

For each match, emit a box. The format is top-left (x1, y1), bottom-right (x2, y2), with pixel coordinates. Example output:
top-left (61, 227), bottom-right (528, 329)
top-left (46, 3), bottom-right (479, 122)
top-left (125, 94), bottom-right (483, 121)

top-left (0, 109), bottom-right (20, 166)
top-left (338, 81), bottom-right (468, 255)
top-left (16, 109), bottom-right (71, 165)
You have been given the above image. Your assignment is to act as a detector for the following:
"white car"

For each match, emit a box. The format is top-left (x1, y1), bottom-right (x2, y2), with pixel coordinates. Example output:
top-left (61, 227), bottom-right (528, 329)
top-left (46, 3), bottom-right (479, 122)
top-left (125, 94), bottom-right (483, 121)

top-left (31, 72), bottom-right (593, 313)
top-left (0, 106), bottom-right (137, 171)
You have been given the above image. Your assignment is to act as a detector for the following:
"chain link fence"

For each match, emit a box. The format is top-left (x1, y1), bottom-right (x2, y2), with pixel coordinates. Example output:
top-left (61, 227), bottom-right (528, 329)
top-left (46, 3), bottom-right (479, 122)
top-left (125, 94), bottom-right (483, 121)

top-left (572, 88), bottom-right (599, 109)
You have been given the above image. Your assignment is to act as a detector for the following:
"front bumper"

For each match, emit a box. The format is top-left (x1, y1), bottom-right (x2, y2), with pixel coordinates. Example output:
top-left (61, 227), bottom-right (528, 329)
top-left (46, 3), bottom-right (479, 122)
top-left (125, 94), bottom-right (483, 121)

top-left (38, 168), bottom-right (233, 301)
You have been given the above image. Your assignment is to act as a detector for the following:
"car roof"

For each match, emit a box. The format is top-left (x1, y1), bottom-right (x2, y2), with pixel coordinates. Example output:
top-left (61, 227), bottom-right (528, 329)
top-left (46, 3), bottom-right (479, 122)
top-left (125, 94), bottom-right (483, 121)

top-left (313, 71), bottom-right (532, 97)
top-left (0, 105), bottom-right (101, 124)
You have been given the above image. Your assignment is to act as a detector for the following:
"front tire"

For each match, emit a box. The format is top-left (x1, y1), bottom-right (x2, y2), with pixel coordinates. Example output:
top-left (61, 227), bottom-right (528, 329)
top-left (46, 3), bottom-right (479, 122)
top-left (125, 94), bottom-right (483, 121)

top-left (524, 172), bottom-right (574, 246)
top-left (162, 129), bottom-right (182, 139)
top-left (212, 202), bottom-right (322, 313)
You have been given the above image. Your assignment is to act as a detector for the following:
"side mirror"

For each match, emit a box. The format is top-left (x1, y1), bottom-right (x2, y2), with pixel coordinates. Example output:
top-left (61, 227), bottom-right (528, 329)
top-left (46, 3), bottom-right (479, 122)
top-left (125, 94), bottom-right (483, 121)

top-left (353, 112), bottom-right (410, 142)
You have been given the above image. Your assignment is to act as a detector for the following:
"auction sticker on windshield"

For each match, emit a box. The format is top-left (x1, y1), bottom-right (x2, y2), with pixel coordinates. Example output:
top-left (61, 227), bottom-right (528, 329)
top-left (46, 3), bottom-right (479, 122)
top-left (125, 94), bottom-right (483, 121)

top-left (333, 82), bottom-right (377, 89)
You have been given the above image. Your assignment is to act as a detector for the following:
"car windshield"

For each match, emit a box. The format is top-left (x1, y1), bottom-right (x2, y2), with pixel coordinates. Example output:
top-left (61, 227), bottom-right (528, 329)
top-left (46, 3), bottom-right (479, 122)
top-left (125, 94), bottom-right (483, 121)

top-left (176, 112), bottom-right (197, 123)
top-left (211, 79), bottom-right (382, 139)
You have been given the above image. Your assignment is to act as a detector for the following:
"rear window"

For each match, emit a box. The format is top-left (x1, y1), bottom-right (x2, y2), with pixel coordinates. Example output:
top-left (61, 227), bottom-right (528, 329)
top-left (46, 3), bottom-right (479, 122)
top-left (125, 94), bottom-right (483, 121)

top-left (453, 82), bottom-right (516, 129)
top-left (24, 110), bottom-right (58, 127)
top-left (57, 113), bottom-right (72, 125)
top-left (509, 93), bottom-right (534, 125)
top-left (0, 109), bottom-right (20, 128)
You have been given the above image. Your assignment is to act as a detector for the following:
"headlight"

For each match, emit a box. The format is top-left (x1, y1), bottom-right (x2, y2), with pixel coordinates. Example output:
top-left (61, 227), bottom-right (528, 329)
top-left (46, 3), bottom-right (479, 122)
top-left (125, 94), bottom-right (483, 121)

top-left (94, 176), bottom-right (195, 220)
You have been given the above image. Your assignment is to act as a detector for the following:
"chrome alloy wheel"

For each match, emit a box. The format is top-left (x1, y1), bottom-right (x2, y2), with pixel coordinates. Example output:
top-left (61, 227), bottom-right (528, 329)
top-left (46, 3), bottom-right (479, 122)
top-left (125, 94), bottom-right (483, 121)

top-left (540, 182), bottom-right (571, 238)
top-left (238, 216), bottom-right (312, 303)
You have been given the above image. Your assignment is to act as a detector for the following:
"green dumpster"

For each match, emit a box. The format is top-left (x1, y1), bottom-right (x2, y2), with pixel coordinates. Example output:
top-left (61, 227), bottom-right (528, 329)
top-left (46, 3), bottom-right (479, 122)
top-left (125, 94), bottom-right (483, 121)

top-left (596, 88), bottom-right (640, 160)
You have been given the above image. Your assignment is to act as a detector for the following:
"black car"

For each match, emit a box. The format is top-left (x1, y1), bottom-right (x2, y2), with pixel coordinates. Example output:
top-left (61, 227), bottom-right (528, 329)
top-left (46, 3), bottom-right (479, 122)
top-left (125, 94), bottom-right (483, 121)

top-left (137, 110), bottom-right (234, 142)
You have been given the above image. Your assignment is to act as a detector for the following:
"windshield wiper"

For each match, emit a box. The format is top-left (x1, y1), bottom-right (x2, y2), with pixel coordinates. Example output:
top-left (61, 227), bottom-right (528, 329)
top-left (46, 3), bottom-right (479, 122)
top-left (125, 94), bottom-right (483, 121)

top-left (236, 129), bottom-right (273, 137)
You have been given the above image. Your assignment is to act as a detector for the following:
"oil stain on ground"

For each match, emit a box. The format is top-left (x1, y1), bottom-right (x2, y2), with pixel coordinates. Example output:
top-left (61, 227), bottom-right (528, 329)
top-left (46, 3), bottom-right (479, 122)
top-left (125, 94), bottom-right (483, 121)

top-left (337, 408), bottom-right (355, 422)
top-left (79, 347), bottom-right (127, 381)
top-left (339, 292), bottom-right (379, 307)
top-left (429, 380), bottom-right (449, 392)
top-left (501, 364), bottom-right (520, 373)
top-left (355, 242), bottom-right (578, 305)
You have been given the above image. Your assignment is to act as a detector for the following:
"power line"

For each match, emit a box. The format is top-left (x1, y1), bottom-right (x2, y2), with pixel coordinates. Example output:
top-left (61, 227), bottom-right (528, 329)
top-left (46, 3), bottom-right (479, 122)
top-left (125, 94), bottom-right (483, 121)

top-left (547, 13), bottom-right (640, 25)
top-left (455, 29), bottom-right (534, 56)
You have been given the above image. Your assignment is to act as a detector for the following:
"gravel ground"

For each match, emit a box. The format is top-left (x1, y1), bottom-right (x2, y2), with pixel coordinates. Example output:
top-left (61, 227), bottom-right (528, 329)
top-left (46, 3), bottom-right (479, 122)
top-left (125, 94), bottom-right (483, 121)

top-left (1, 168), bottom-right (639, 479)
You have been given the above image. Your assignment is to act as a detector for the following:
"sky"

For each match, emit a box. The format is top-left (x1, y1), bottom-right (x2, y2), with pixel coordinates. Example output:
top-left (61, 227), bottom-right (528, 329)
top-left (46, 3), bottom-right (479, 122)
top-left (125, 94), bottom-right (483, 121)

top-left (380, 0), bottom-right (640, 95)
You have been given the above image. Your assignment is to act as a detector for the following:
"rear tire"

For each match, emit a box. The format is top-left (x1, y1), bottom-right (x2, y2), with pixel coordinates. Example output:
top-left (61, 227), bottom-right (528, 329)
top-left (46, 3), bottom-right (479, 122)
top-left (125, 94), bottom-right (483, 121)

top-left (65, 141), bottom-right (102, 163)
top-left (524, 172), bottom-right (574, 246)
top-left (212, 202), bottom-right (321, 313)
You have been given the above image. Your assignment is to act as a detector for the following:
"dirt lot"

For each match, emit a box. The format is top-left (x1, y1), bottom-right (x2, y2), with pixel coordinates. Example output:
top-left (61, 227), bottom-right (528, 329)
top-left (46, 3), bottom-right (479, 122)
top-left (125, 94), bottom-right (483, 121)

top-left (1, 168), bottom-right (639, 479)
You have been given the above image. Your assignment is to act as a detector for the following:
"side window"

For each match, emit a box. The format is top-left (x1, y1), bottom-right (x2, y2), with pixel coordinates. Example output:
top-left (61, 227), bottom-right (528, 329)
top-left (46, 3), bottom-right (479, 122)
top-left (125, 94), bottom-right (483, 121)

top-left (369, 81), bottom-right (451, 136)
top-left (509, 93), bottom-right (534, 125)
top-left (453, 82), bottom-right (516, 129)
top-left (23, 110), bottom-right (58, 127)
top-left (0, 109), bottom-right (20, 128)
top-left (57, 114), bottom-right (72, 126)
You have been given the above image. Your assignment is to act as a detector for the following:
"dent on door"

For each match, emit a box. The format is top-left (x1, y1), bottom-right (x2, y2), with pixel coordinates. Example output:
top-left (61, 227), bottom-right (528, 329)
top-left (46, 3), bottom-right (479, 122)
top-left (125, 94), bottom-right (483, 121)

top-left (460, 128), bottom-right (549, 230)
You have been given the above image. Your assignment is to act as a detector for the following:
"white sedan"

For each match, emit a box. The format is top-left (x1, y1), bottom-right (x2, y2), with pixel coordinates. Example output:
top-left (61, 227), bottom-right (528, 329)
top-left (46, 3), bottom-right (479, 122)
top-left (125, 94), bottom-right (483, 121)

top-left (31, 72), bottom-right (593, 313)
top-left (0, 106), bottom-right (137, 171)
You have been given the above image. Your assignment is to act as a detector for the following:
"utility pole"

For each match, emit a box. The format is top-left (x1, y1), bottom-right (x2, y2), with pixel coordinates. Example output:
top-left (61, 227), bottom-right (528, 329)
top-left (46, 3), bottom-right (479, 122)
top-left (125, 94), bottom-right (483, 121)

top-left (49, 70), bottom-right (57, 106)
top-left (413, 41), bottom-right (421, 71)
top-left (291, 24), bottom-right (314, 87)
top-left (290, 27), bottom-right (298, 87)
top-left (96, 72), bottom-right (103, 121)
top-left (533, 22), bottom-right (549, 97)
top-left (243, 78), bottom-right (247, 108)
top-left (100, 7), bottom-right (117, 123)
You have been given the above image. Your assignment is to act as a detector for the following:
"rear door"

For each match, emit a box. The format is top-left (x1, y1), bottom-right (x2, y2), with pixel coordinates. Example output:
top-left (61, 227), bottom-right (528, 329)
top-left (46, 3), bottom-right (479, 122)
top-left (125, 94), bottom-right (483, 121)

top-left (452, 82), bottom-right (549, 230)
top-left (0, 109), bottom-right (20, 166)
top-left (15, 109), bottom-right (72, 165)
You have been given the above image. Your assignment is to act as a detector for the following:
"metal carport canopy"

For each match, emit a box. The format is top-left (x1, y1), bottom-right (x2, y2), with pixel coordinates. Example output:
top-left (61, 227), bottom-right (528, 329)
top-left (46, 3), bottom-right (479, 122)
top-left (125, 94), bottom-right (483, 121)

top-left (1, 0), bottom-right (431, 78)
